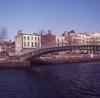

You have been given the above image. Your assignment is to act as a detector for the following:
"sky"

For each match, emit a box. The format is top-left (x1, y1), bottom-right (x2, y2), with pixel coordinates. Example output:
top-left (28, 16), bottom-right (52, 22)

top-left (0, 0), bottom-right (100, 40)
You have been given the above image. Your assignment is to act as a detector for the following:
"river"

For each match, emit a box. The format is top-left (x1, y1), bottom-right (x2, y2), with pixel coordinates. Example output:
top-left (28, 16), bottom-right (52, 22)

top-left (0, 62), bottom-right (100, 98)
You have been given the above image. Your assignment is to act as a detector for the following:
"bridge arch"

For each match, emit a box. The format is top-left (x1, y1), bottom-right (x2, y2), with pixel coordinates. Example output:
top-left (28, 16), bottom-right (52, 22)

top-left (19, 45), bottom-right (100, 61)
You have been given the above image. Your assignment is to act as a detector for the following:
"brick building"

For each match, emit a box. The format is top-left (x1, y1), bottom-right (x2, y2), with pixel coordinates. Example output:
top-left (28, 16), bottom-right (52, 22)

top-left (41, 30), bottom-right (56, 47)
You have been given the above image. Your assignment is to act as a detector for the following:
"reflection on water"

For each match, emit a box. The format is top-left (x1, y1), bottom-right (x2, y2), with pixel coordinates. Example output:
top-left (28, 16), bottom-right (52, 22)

top-left (0, 63), bottom-right (100, 98)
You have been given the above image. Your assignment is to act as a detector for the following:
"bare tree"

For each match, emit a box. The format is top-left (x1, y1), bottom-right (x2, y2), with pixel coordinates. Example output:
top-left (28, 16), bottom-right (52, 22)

top-left (0, 26), bottom-right (8, 41)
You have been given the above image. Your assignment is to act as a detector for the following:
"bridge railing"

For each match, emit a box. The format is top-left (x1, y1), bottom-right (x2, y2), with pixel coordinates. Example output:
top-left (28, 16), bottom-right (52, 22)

top-left (15, 44), bottom-right (100, 56)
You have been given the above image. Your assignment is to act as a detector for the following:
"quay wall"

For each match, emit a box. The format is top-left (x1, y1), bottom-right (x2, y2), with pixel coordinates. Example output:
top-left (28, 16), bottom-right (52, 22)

top-left (31, 55), bottom-right (100, 65)
top-left (0, 54), bottom-right (100, 67)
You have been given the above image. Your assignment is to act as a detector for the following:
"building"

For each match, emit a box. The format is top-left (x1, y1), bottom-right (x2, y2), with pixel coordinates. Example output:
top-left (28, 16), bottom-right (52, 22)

top-left (90, 32), bottom-right (100, 45)
top-left (56, 36), bottom-right (68, 46)
top-left (78, 32), bottom-right (100, 45)
top-left (0, 41), bottom-right (7, 52)
top-left (41, 30), bottom-right (56, 47)
top-left (62, 31), bottom-right (100, 46)
top-left (0, 41), bottom-right (15, 52)
top-left (15, 31), bottom-right (41, 53)
top-left (79, 33), bottom-right (90, 45)
top-left (62, 31), bottom-right (80, 45)
top-left (8, 41), bottom-right (15, 53)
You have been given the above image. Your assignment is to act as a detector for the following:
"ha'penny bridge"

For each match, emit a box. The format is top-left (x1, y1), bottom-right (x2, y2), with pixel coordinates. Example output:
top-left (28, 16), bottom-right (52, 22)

top-left (12, 45), bottom-right (100, 62)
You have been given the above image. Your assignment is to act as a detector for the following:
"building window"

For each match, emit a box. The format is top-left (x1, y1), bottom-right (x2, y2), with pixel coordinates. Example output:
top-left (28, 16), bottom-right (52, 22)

top-left (24, 36), bottom-right (26, 40)
top-left (31, 37), bottom-right (33, 40)
top-left (38, 37), bottom-right (39, 40)
top-left (24, 42), bottom-right (26, 47)
top-left (35, 42), bottom-right (37, 47)
top-left (57, 39), bottom-right (59, 42)
top-left (27, 42), bottom-right (29, 47)
top-left (38, 43), bottom-right (40, 46)
top-left (35, 37), bottom-right (36, 40)
top-left (31, 42), bottom-right (34, 47)
top-left (27, 36), bottom-right (29, 40)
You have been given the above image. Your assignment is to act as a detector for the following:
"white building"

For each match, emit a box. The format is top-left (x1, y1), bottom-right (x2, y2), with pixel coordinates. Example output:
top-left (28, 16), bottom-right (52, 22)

top-left (79, 32), bottom-right (100, 45)
top-left (90, 32), bottom-right (100, 45)
top-left (56, 36), bottom-right (68, 46)
top-left (62, 31), bottom-right (81, 45)
top-left (78, 33), bottom-right (90, 45)
top-left (62, 31), bottom-right (100, 46)
top-left (15, 32), bottom-right (41, 53)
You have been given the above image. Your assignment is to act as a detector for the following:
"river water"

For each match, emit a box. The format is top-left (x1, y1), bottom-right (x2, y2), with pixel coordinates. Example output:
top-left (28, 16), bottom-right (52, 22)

top-left (0, 63), bottom-right (100, 98)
